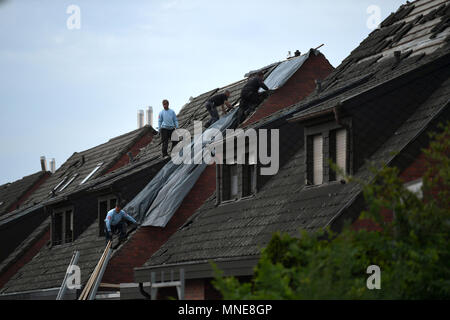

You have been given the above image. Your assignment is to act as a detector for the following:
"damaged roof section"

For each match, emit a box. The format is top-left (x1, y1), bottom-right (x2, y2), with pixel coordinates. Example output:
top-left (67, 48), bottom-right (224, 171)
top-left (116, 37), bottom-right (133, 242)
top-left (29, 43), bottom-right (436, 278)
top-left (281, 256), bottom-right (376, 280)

top-left (241, 0), bottom-right (450, 130)
top-left (12, 125), bottom-right (155, 212)
top-left (0, 171), bottom-right (50, 217)
top-left (138, 0), bottom-right (450, 276)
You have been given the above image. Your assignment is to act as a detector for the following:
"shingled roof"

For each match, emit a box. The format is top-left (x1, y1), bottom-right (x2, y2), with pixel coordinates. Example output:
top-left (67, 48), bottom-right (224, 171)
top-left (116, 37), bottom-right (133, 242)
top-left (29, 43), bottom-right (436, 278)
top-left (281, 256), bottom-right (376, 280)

top-left (243, 0), bottom-right (450, 130)
top-left (0, 50), bottom-right (326, 296)
top-left (139, 0), bottom-right (450, 275)
top-left (0, 125), bottom-right (155, 226)
top-left (0, 171), bottom-right (49, 217)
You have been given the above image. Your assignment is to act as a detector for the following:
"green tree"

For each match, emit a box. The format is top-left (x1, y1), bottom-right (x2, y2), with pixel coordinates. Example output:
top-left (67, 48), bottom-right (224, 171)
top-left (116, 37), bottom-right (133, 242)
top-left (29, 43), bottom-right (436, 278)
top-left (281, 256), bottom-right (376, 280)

top-left (212, 122), bottom-right (450, 299)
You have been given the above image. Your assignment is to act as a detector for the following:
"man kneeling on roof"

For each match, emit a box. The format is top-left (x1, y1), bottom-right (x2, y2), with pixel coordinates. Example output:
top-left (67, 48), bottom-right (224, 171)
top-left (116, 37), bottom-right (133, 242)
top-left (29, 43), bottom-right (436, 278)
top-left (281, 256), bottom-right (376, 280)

top-left (238, 71), bottom-right (270, 122)
top-left (105, 200), bottom-right (138, 244)
top-left (204, 90), bottom-right (233, 128)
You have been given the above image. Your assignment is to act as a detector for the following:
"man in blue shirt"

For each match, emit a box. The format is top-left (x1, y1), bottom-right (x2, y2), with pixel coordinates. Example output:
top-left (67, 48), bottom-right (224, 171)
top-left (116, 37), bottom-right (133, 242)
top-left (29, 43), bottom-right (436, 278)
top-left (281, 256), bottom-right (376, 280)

top-left (158, 99), bottom-right (179, 157)
top-left (104, 200), bottom-right (138, 243)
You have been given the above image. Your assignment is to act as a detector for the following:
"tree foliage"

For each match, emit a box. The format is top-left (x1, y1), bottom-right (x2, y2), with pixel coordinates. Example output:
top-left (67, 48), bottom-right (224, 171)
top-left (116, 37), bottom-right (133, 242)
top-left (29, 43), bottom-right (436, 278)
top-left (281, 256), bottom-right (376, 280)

top-left (212, 122), bottom-right (450, 299)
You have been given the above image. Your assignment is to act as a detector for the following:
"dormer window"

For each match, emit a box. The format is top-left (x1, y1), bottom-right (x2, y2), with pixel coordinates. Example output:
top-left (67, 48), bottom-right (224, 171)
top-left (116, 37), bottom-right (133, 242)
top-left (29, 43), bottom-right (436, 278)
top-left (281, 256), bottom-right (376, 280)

top-left (217, 157), bottom-right (257, 204)
top-left (305, 119), bottom-right (352, 185)
top-left (51, 206), bottom-right (74, 246)
top-left (80, 162), bottom-right (103, 185)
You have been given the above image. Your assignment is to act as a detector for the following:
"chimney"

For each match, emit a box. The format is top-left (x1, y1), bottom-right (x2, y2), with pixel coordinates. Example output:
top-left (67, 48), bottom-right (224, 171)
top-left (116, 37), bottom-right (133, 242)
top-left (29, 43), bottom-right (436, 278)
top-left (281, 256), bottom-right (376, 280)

top-left (40, 156), bottom-right (47, 172)
top-left (146, 106), bottom-right (153, 127)
top-left (137, 110), bottom-right (144, 129)
top-left (49, 158), bottom-right (56, 173)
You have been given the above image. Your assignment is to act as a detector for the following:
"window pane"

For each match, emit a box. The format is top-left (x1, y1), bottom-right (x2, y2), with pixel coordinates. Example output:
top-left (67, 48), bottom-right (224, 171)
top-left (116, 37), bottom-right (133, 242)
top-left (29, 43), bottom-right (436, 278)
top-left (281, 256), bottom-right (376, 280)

top-left (98, 201), bottom-right (108, 237)
top-left (242, 164), bottom-right (256, 197)
top-left (336, 129), bottom-right (347, 180)
top-left (313, 135), bottom-right (323, 185)
top-left (53, 213), bottom-right (63, 245)
top-left (65, 210), bottom-right (73, 243)
top-left (230, 165), bottom-right (238, 198)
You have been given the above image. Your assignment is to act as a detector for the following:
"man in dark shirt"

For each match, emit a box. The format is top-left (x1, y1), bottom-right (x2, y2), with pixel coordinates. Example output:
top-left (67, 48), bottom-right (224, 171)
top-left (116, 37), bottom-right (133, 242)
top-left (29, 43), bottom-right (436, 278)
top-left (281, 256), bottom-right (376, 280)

top-left (239, 72), bottom-right (270, 122)
top-left (204, 90), bottom-right (233, 128)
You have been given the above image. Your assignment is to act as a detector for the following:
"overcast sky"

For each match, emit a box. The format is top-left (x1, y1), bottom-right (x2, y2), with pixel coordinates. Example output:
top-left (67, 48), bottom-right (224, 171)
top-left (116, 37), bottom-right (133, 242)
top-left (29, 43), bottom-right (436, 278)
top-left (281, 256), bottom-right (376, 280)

top-left (0, 0), bottom-right (406, 185)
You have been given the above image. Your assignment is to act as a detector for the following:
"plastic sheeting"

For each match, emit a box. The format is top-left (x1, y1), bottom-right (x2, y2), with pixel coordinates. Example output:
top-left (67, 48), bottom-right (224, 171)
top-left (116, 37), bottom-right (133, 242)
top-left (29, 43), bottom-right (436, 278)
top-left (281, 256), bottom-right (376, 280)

top-left (124, 109), bottom-right (239, 227)
top-left (260, 50), bottom-right (317, 92)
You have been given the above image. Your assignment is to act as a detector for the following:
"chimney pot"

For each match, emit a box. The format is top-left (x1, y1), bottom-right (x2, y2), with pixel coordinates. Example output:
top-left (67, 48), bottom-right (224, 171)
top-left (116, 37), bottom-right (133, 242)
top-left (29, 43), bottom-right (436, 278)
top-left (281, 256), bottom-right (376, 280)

top-left (40, 156), bottom-right (47, 172)
top-left (137, 110), bottom-right (144, 129)
top-left (49, 158), bottom-right (56, 173)
top-left (146, 106), bottom-right (153, 127)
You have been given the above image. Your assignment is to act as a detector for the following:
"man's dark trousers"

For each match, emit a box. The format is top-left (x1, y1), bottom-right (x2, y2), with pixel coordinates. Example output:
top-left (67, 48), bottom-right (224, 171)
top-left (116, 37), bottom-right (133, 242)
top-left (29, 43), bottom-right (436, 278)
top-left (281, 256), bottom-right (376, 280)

top-left (105, 220), bottom-right (127, 244)
top-left (205, 101), bottom-right (219, 128)
top-left (160, 127), bottom-right (176, 157)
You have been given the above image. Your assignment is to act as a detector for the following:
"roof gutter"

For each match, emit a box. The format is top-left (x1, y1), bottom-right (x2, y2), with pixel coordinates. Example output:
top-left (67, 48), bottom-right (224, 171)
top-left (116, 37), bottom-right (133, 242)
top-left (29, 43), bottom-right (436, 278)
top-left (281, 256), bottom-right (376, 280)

top-left (0, 287), bottom-right (63, 300)
top-left (134, 255), bottom-right (260, 283)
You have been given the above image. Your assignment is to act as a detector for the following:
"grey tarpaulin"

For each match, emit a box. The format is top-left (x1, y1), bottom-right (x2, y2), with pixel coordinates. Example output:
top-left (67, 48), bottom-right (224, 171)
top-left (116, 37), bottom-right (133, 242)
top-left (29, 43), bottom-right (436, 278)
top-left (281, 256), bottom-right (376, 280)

top-left (260, 50), bottom-right (319, 92)
top-left (124, 108), bottom-right (239, 227)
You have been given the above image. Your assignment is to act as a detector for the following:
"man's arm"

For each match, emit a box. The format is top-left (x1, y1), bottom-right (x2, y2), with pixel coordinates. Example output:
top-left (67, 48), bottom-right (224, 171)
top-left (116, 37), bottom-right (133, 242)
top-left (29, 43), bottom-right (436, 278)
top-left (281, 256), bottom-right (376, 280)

top-left (260, 79), bottom-right (269, 91)
top-left (225, 101), bottom-right (233, 111)
top-left (105, 214), bottom-right (112, 232)
top-left (158, 112), bottom-right (163, 130)
top-left (123, 212), bottom-right (137, 224)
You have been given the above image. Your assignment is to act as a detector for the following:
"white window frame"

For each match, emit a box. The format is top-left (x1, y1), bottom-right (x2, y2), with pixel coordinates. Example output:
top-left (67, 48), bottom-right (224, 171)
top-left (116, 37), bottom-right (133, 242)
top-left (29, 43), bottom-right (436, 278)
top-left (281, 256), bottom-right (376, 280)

top-left (312, 134), bottom-right (324, 185)
top-left (53, 176), bottom-right (68, 191)
top-left (335, 128), bottom-right (348, 181)
top-left (59, 173), bottom-right (79, 192)
top-left (52, 206), bottom-right (74, 246)
top-left (80, 162), bottom-right (103, 185)
top-left (404, 178), bottom-right (423, 199)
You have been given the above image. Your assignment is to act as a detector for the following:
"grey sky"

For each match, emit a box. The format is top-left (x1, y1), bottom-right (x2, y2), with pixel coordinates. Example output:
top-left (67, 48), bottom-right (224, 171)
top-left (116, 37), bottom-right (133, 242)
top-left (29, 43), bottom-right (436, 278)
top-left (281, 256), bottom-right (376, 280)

top-left (0, 0), bottom-right (406, 185)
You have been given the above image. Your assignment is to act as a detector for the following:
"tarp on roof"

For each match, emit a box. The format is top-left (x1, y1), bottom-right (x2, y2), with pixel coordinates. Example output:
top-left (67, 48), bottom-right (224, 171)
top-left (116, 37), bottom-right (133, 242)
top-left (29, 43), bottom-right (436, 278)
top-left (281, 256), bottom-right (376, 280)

top-left (261, 49), bottom-right (319, 92)
top-left (125, 109), bottom-right (239, 227)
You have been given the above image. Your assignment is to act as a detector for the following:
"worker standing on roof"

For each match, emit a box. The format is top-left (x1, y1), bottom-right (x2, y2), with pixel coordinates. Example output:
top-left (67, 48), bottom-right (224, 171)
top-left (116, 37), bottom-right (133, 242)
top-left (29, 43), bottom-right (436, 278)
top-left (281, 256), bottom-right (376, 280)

top-left (158, 99), bottom-right (179, 158)
top-left (238, 71), bottom-right (270, 122)
top-left (204, 90), bottom-right (233, 128)
top-left (105, 200), bottom-right (138, 244)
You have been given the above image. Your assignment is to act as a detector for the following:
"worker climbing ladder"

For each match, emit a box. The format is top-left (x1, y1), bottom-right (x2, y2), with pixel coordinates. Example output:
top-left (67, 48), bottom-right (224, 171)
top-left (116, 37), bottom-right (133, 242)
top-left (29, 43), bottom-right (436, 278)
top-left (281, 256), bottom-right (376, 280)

top-left (78, 241), bottom-right (113, 300)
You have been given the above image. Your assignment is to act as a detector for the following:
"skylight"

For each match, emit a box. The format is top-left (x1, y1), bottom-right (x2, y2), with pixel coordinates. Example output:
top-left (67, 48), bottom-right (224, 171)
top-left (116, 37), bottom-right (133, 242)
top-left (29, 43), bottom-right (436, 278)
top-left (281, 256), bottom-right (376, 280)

top-left (80, 163), bottom-right (103, 185)
top-left (59, 174), bottom-right (79, 192)
top-left (52, 176), bottom-right (68, 192)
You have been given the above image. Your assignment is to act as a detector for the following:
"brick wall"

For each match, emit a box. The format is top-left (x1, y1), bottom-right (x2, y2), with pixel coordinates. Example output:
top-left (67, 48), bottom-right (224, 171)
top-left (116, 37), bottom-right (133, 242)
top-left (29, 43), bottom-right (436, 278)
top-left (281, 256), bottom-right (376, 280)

top-left (0, 229), bottom-right (50, 289)
top-left (185, 279), bottom-right (205, 300)
top-left (106, 132), bottom-right (154, 174)
top-left (103, 164), bottom-right (217, 284)
top-left (7, 172), bottom-right (51, 213)
top-left (352, 152), bottom-right (428, 231)
top-left (399, 152), bottom-right (427, 183)
top-left (243, 53), bottom-right (334, 126)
